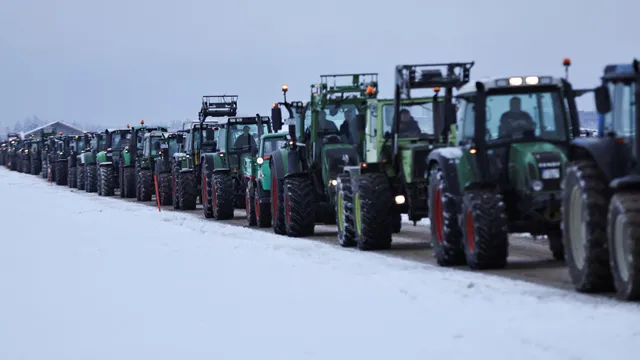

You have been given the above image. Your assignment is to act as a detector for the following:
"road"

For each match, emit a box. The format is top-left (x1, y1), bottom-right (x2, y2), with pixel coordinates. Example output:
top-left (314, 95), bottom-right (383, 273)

top-left (108, 190), bottom-right (579, 293)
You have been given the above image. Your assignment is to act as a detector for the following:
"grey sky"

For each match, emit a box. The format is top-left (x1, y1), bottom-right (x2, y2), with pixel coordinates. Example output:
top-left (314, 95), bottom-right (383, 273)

top-left (0, 0), bottom-right (636, 130)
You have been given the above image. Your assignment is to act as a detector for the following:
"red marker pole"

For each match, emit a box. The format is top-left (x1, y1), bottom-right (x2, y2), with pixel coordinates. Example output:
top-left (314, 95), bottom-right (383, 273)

top-left (154, 174), bottom-right (161, 212)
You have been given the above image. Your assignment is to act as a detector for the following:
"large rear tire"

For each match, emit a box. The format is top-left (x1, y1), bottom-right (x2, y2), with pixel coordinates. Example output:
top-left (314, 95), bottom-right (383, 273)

top-left (607, 193), bottom-right (640, 301)
top-left (335, 174), bottom-right (356, 247)
top-left (354, 173), bottom-right (392, 250)
top-left (460, 190), bottom-right (509, 269)
top-left (428, 167), bottom-right (465, 266)
top-left (283, 176), bottom-right (315, 237)
top-left (212, 172), bottom-right (235, 220)
top-left (562, 160), bottom-right (613, 293)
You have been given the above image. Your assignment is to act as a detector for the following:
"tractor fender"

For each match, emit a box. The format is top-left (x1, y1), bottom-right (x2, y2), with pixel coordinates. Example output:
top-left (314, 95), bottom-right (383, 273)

top-left (99, 162), bottom-right (113, 167)
top-left (569, 137), bottom-right (625, 184)
top-left (426, 147), bottom-right (464, 196)
top-left (271, 147), bottom-right (305, 181)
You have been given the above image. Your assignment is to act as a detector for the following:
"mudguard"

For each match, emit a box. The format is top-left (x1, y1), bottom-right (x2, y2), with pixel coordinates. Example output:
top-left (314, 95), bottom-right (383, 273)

top-left (426, 147), bottom-right (464, 196)
top-left (271, 146), bottom-right (307, 181)
top-left (569, 137), bottom-right (627, 184)
top-left (258, 160), bottom-right (272, 191)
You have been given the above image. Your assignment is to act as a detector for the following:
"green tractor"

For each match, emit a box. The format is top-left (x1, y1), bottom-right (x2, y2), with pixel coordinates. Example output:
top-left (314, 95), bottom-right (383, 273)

top-left (6, 133), bottom-right (21, 171)
top-left (78, 131), bottom-right (105, 193)
top-left (67, 133), bottom-right (88, 188)
top-left (52, 134), bottom-right (72, 186)
top-left (134, 131), bottom-right (171, 201)
top-left (168, 117), bottom-right (221, 210)
top-left (562, 60), bottom-right (640, 301)
top-left (268, 75), bottom-right (374, 237)
top-left (18, 138), bottom-right (33, 174)
top-left (244, 130), bottom-right (289, 227)
top-left (119, 120), bottom-right (168, 198)
top-left (201, 113), bottom-right (272, 219)
top-left (30, 130), bottom-right (55, 177)
top-left (336, 63), bottom-right (473, 250)
top-left (154, 132), bottom-right (184, 206)
top-left (0, 141), bottom-right (6, 166)
top-left (95, 127), bottom-right (131, 196)
top-left (425, 69), bottom-right (583, 269)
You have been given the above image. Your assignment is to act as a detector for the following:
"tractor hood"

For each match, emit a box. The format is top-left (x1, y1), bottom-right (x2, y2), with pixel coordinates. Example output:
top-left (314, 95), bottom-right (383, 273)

top-left (322, 143), bottom-right (359, 187)
top-left (508, 142), bottom-right (566, 194)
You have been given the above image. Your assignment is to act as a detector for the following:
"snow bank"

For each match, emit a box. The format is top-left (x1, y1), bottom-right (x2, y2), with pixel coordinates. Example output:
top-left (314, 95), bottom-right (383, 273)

top-left (1, 168), bottom-right (639, 360)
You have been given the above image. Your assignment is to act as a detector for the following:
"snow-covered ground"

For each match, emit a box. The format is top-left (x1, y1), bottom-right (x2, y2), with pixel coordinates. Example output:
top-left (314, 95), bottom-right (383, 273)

top-left (1, 168), bottom-right (640, 360)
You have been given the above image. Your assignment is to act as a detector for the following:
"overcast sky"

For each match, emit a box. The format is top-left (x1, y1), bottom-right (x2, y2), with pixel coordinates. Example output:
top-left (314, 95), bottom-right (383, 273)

top-left (0, 0), bottom-right (636, 130)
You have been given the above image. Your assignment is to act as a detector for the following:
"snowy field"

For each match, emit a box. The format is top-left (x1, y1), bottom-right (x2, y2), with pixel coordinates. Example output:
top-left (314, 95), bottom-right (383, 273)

top-left (1, 168), bottom-right (639, 360)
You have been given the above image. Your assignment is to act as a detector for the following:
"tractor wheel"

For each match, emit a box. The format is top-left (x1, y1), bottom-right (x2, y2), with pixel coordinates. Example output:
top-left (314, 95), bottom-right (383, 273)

top-left (283, 176), bottom-right (315, 237)
top-left (607, 193), bottom-right (640, 301)
top-left (177, 171), bottom-right (197, 210)
top-left (159, 173), bottom-right (173, 206)
top-left (22, 160), bottom-right (29, 174)
top-left (99, 166), bottom-right (115, 196)
top-left (390, 212), bottom-right (401, 233)
top-left (335, 174), bottom-right (356, 247)
top-left (212, 172), bottom-right (235, 220)
top-left (171, 162), bottom-right (180, 208)
top-left (137, 169), bottom-right (153, 201)
top-left (562, 160), bottom-right (613, 293)
top-left (123, 167), bottom-right (136, 198)
top-left (85, 165), bottom-right (97, 193)
top-left (49, 163), bottom-right (55, 181)
top-left (202, 161), bottom-right (213, 218)
top-left (68, 166), bottom-right (77, 188)
top-left (270, 169), bottom-right (286, 235)
top-left (30, 159), bottom-right (39, 175)
top-left (246, 182), bottom-right (257, 226)
top-left (55, 162), bottom-right (68, 186)
top-left (77, 165), bottom-right (86, 190)
top-left (428, 167), bottom-right (465, 266)
top-left (41, 159), bottom-right (47, 178)
top-left (547, 230), bottom-right (565, 261)
top-left (461, 190), bottom-right (509, 269)
top-left (255, 185), bottom-right (271, 228)
top-left (354, 173), bottom-right (392, 250)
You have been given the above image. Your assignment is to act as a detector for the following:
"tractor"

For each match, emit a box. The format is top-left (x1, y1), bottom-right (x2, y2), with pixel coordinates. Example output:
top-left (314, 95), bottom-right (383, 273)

top-left (244, 126), bottom-right (291, 227)
top-left (78, 131), bottom-right (106, 193)
top-left (18, 138), bottom-right (34, 174)
top-left (67, 133), bottom-right (88, 188)
top-left (135, 131), bottom-right (170, 201)
top-left (169, 116), bottom-right (223, 210)
top-left (335, 63), bottom-right (472, 250)
top-left (119, 120), bottom-right (168, 199)
top-left (52, 133), bottom-right (72, 185)
top-left (29, 130), bottom-right (55, 177)
top-left (96, 127), bottom-right (131, 196)
top-left (0, 141), bottom-right (6, 166)
top-left (425, 63), bottom-right (583, 269)
top-left (6, 133), bottom-right (21, 171)
top-left (201, 114), bottom-right (272, 219)
top-left (154, 132), bottom-right (184, 206)
top-left (269, 75), bottom-right (374, 237)
top-left (562, 59), bottom-right (640, 301)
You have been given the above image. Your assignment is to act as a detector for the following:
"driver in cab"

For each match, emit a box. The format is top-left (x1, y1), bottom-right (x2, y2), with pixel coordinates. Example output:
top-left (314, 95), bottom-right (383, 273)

top-left (498, 97), bottom-right (535, 137)
top-left (398, 109), bottom-right (421, 136)
top-left (233, 125), bottom-right (257, 150)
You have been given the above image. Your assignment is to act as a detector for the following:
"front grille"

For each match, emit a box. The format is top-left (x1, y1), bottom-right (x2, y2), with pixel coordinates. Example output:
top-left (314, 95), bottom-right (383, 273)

top-left (412, 149), bottom-right (431, 179)
top-left (532, 151), bottom-right (562, 190)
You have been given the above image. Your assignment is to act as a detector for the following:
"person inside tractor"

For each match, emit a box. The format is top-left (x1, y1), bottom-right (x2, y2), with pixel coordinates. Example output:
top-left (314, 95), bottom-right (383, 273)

top-left (339, 108), bottom-right (357, 144)
top-left (498, 97), bottom-right (536, 137)
top-left (318, 110), bottom-right (339, 133)
top-left (398, 109), bottom-right (422, 137)
top-left (201, 127), bottom-right (217, 151)
top-left (233, 125), bottom-right (257, 151)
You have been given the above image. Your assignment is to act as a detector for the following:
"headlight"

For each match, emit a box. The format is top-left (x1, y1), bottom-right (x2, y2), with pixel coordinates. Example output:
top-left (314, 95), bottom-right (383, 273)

top-left (531, 180), bottom-right (544, 191)
top-left (541, 168), bottom-right (560, 179)
top-left (256, 157), bottom-right (264, 165)
top-left (329, 179), bottom-right (337, 186)
top-left (395, 195), bottom-right (406, 204)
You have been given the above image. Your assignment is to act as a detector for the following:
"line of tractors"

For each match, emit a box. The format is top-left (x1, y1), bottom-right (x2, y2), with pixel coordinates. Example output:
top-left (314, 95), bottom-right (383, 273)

top-left (1, 59), bottom-right (638, 301)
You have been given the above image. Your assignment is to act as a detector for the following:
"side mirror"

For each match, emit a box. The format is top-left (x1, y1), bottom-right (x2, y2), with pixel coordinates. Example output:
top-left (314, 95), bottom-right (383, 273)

top-left (271, 107), bottom-right (283, 132)
top-left (594, 85), bottom-right (612, 114)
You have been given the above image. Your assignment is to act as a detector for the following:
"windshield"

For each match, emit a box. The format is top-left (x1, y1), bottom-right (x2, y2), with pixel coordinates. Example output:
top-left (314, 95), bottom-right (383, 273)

top-left (261, 136), bottom-right (287, 156)
top-left (382, 102), bottom-right (437, 138)
top-left (167, 138), bottom-right (180, 156)
top-left (150, 136), bottom-right (164, 155)
top-left (228, 123), bottom-right (267, 151)
top-left (192, 126), bottom-right (217, 146)
top-left (112, 132), bottom-right (130, 149)
top-left (615, 82), bottom-right (636, 136)
top-left (484, 91), bottom-right (568, 142)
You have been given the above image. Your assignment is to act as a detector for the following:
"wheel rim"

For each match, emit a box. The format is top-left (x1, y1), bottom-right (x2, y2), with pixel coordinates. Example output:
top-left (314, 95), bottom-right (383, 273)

top-left (433, 187), bottom-right (444, 244)
top-left (337, 190), bottom-right (344, 231)
top-left (569, 186), bottom-right (587, 270)
top-left (465, 210), bottom-right (475, 252)
top-left (614, 213), bottom-right (631, 282)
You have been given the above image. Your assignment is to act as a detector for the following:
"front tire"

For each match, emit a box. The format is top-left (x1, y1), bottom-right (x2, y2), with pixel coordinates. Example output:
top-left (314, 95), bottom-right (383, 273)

top-left (428, 167), bottom-right (465, 266)
top-left (283, 176), bottom-right (315, 237)
top-left (255, 185), bottom-right (271, 228)
top-left (68, 166), bottom-right (77, 188)
top-left (85, 165), bottom-right (97, 193)
top-left (607, 193), bottom-right (640, 301)
top-left (354, 173), bottom-right (392, 250)
top-left (562, 160), bottom-right (613, 293)
top-left (212, 172), bottom-right (234, 220)
top-left (202, 162), bottom-right (213, 218)
top-left (335, 174), bottom-right (356, 247)
top-left (246, 182), bottom-right (257, 226)
top-left (55, 162), bottom-right (68, 186)
top-left (159, 173), bottom-right (173, 206)
top-left (461, 190), bottom-right (509, 270)
top-left (77, 165), bottom-right (86, 190)
top-left (137, 169), bottom-right (153, 201)
top-left (99, 166), bottom-right (115, 196)
top-left (271, 169), bottom-right (286, 235)
top-left (177, 170), bottom-right (197, 210)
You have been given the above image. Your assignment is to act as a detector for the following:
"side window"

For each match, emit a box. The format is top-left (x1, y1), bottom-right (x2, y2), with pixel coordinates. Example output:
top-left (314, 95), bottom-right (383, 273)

top-left (461, 101), bottom-right (475, 140)
top-left (217, 129), bottom-right (227, 150)
top-left (304, 107), bottom-right (312, 133)
top-left (602, 82), bottom-right (616, 133)
top-left (616, 83), bottom-right (634, 136)
top-left (369, 103), bottom-right (377, 137)
top-left (143, 139), bottom-right (150, 157)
